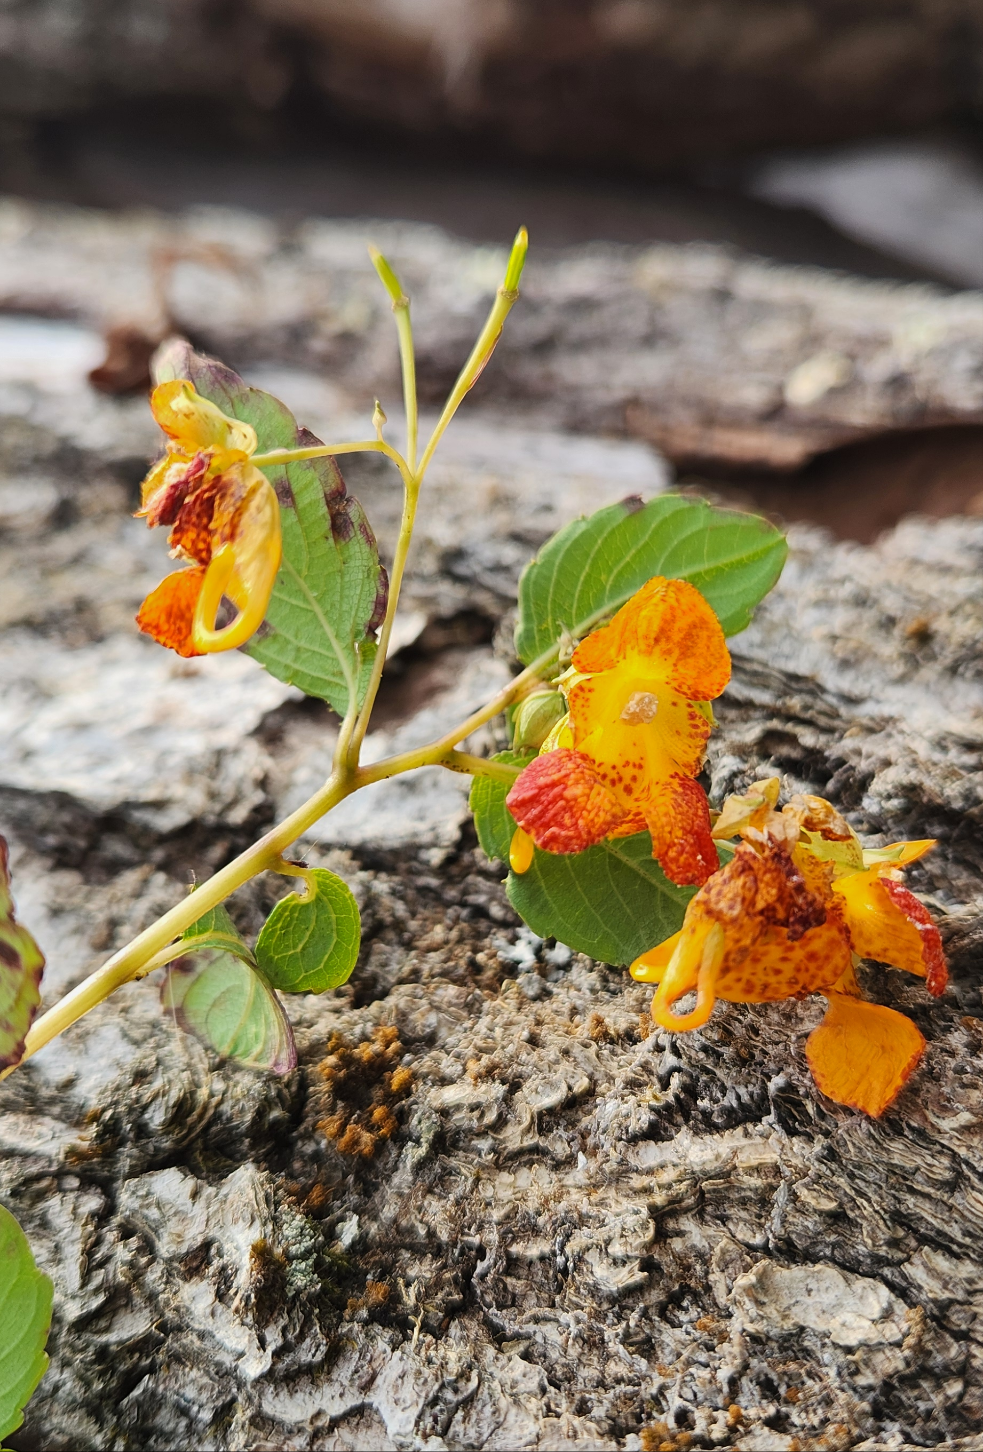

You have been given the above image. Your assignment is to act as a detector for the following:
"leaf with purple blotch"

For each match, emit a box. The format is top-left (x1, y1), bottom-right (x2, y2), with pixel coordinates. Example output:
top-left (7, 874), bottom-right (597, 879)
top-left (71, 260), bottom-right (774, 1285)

top-left (0, 835), bottom-right (44, 1071)
top-left (154, 339), bottom-right (387, 717)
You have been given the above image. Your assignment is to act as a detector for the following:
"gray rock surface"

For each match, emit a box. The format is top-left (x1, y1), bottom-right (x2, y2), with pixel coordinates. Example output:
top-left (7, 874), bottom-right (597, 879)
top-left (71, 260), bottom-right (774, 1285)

top-left (0, 199), bottom-right (982, 1450)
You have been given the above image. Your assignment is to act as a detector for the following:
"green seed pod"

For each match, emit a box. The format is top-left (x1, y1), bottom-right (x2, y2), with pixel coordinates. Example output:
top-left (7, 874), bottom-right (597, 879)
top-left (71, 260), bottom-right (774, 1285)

top-left (512, 689), bottom-right (567, 751)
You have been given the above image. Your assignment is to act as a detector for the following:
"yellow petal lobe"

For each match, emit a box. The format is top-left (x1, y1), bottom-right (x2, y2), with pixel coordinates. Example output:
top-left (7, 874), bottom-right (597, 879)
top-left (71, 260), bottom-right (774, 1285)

top-left (191, 476), bottom-right (281, 653)
top-left (650, 919), bottom-right (723, 1031)
top-left (630, 930), bottom-right (682, 983)
top-left (150, 379), bottom-right (257, 461)
top-left (509, 827), bottom-right (535, 875)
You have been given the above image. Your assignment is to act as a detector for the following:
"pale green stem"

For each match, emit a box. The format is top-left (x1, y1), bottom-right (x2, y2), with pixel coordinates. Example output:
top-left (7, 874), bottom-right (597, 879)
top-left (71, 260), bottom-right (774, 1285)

top-left (346, 231), bottom-right (528, 766)
top-left (358, 746), bottom-right (521, 787)
top-left (395, 306), bottom-right (418, 472)
top-left (131, 940), bottom-right (198, 980)
top-left (3, 770), bottom-right (355, 1076)
top-left (368, 245), bottom-right (419, 472)
top-left (416, 227), bottom-right (528, 481)
top-left (3, 725), bottom-right (526, 1077)
top-left (426, 654), bottom-right (552, 755)
top-left (345, 474), bottom-right (420, 769)
top-left (253, 437), bottom-right (413, 487)
top-left (333, 695), bottom-right (362, 783)
top-left (252, 440), bottom-right (383, 468)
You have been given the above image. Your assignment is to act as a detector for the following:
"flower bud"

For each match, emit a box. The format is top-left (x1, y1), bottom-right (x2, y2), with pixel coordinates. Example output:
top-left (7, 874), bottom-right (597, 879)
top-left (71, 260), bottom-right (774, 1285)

top-left (512, 689), bottom-right (567, 751)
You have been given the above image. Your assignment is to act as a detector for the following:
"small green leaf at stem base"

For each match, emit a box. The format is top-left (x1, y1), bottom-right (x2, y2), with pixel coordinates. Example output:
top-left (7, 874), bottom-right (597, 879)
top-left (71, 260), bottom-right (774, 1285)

top-left (470, 752), bottom-right (725, 967)
top-left (255, 869), bottom-right (361, 994)
top-left (154, 341), bottom-right (387, 716)
top-left (162, 952), bottom-right (296, 1074)
top-left (179, 902), bottom-right (258, 965)
top-left (0, 1202), bottom-right (53, 1444)
top-left (0, 836), bottom-right (44, 1071)
top-left (514, 494), bottom-right (787, 668)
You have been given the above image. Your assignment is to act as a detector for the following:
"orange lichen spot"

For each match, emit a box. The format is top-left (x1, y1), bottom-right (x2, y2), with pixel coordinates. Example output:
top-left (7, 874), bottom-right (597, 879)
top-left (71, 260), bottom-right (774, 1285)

top-left (301, 1181), bottom-right (334, 1214)
top-left (346, 1279), bottom-right (391, 1315)
top-left (315, 1025), bottom-right (414, 1157)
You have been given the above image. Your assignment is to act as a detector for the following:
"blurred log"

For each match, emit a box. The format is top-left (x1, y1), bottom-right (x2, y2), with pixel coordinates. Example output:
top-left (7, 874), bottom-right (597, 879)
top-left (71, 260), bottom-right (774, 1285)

top-left (1, 200), bottom-right (983, 1449)
top-left (0, 1), bottom-right (981, 169)
top-left (1, 198), bottom-right (982, 476)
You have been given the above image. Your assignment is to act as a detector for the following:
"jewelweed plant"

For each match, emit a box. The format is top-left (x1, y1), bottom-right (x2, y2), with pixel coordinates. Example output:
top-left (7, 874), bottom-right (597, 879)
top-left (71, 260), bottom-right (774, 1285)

top-left (0, 231), bottom-right (949, 1431)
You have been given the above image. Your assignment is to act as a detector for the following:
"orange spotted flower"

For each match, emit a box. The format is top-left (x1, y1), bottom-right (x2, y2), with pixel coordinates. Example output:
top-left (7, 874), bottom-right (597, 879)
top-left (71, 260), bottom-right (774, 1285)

top-left (135, 380), bottom-right (281, 657)
top-left (506, 577), bottom-right (731, 886)
top-left (630, 780), bottom-right (947, 1116)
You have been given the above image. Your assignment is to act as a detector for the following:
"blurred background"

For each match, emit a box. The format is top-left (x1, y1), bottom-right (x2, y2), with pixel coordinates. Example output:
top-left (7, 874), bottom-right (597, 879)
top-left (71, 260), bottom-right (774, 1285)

top-left (1, 0), bottom-right (982, 540)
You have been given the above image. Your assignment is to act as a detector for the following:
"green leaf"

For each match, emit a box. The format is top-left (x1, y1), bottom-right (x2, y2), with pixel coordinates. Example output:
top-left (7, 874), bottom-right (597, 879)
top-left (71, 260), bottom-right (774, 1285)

top-left (180, 902), bottom-right (257, 965)
top-left (469, 750), bottom-right (532, 863)
top-left (514, 495), bottom-right (786, 667)
top-left (507, 836), bottom-right (707, 966)
top-left (162, 952), bottom-right (297, 1074)
top-left (470, 754), bottom-right (716, 966)
top-left (255, 869), bottom-right (361, 994)
top-left (0, 836), bottom-right (44, 1071)
top-left (0, 1202), bottom-right (53, 1444)
top-left (154, 341), bottom-right (387, 715)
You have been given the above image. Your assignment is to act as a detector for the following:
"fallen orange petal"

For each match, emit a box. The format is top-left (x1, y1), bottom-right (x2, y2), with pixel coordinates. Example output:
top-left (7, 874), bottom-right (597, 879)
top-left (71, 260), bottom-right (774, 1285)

top-left (806, 994), bottom-right (926, 1116)
top-left (136, 567), bottom-right (207, 658)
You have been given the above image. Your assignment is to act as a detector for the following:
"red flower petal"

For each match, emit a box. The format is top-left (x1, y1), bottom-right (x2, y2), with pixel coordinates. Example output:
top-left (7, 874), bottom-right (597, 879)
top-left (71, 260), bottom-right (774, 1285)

top-left (645, 774), bottom-right (718, 886)
top-left (881, 878), bottom-right (948, 997)
top-left (506, 749), bottom-right (625, 854)
top-left (136, 568), bottom-right (207, 657)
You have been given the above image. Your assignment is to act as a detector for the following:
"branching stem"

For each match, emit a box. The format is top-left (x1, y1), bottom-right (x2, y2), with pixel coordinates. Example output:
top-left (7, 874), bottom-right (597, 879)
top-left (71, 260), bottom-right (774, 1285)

top-left (4, 719), bottom-right (527, 1076)
top-left (2, 228), bottom-right (533, 1078)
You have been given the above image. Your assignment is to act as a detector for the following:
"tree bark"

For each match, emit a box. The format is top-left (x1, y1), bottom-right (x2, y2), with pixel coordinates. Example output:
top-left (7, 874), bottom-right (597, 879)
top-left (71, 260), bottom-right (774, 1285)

top-left (1, 203), bottom-right (982, 1451)
top-left (1, 1), bottom-right (981, 170)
